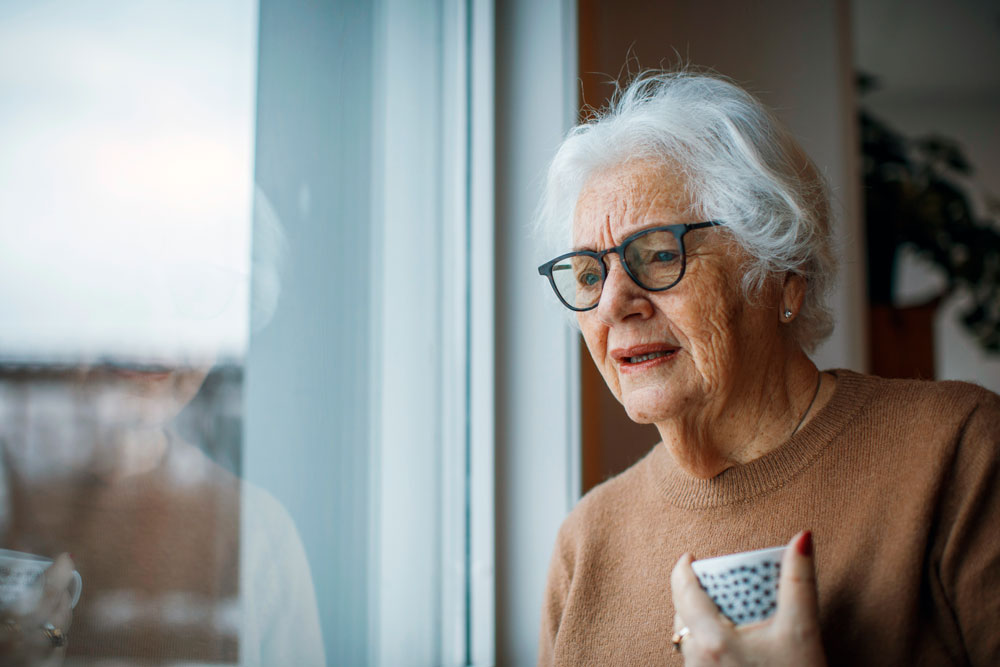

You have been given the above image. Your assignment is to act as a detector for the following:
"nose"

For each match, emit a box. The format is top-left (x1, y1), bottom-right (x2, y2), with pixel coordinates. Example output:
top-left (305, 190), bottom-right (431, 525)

top-left (594, 253), bottom-right (653, 324)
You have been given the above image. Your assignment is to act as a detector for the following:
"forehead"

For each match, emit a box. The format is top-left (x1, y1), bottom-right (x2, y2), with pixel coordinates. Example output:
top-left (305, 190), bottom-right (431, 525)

top-left (572, 160), bottom-right (693, 246)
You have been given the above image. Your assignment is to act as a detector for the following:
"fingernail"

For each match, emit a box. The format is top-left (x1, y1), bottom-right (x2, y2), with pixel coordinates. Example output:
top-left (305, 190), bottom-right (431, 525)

top-left (796, 531), bottom-right (813, 557)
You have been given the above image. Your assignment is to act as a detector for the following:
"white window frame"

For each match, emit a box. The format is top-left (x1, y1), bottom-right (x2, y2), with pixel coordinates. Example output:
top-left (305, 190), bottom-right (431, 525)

top-left (493, 0), bottom-right (580, 663)
top-left (248, 0), bottom-right (578, 662)
top-left (369, 0), bottom-right (497, 664)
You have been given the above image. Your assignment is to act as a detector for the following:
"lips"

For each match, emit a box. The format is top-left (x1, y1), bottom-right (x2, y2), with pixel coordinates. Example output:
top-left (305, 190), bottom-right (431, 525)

top-left (611, 343), bottom-right (680, 370)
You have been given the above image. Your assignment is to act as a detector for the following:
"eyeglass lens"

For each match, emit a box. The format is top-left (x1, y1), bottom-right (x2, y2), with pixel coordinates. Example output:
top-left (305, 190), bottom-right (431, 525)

top-left (550, 229), bottom-right (683, 310)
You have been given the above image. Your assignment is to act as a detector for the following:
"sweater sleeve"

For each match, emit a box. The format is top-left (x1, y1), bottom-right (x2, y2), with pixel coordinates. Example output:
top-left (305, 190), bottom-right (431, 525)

top-left (538, 521), bottom-right (574, 667)
top-left (934, 389), bottom-right (1000, 666)
top-left (240, 483), bottom-right (326, 667)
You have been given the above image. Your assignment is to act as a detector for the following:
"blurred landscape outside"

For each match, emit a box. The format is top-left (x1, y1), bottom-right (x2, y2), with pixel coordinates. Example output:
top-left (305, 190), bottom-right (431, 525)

top-left (0, 0), bottom-right (255, 475)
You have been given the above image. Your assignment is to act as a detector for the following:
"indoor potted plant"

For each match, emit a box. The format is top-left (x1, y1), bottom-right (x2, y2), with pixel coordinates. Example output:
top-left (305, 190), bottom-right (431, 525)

top-left (860, 74), bottom-right (1000, 377)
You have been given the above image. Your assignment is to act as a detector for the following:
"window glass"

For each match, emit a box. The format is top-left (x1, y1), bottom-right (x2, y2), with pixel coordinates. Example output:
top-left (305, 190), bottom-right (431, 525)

top-left (0, 2), bottom-right (307, 665)
top-left (0, 1), bottom-right (557, 663)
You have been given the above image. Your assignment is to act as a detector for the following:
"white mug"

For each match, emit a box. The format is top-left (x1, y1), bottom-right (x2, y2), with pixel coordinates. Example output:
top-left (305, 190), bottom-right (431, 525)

top-left (0, 548), bottom-right (83, 612)
top-left (691, 545), bottom-right (785, 626)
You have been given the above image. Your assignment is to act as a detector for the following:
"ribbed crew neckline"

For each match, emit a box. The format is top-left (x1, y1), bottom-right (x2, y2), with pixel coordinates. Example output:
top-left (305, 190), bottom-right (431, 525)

top-left (649, 369), bottom-right (876, 509)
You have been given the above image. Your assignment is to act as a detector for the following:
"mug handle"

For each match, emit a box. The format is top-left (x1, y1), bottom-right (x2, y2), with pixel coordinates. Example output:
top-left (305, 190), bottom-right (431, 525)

top-left (68, 570), bottom-right (83, 609)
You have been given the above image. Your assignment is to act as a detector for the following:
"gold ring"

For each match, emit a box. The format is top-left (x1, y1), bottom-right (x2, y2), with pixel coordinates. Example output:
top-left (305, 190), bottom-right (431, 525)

top-left (671, 626), bottom-right (690, 652)
top-left (41, 622), bottom-right (67, 648)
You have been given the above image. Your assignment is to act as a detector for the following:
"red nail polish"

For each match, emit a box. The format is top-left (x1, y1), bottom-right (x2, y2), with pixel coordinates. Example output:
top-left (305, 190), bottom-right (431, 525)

top-left (797, 531), bottom-right (813, 557)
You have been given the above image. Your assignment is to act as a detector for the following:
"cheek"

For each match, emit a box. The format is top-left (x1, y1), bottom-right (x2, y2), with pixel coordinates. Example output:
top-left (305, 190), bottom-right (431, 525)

top-left (688, 316), bottom-right (736, 386)
top-left (578, 317), bottom-right (621, 396)
top-left (672, 283), bottom-right (745, 387)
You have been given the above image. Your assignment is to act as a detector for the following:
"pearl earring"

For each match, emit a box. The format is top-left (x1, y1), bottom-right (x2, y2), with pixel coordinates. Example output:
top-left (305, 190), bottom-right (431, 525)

top-left (784, 308), bottom-right (793, 319)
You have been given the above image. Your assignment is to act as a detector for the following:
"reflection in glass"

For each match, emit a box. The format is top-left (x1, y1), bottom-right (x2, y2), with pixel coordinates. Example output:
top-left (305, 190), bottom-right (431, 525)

top-left (0, 2), bottom-right (323, 664)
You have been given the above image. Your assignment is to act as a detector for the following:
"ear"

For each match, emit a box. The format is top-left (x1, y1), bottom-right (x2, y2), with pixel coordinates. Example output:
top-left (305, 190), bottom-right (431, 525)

top-left (780, 273), bottom-right (807, 322)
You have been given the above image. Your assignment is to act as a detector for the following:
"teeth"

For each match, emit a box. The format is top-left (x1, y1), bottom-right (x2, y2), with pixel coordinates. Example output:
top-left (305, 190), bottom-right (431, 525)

top-left (628, 351), bottom-right (671, 363)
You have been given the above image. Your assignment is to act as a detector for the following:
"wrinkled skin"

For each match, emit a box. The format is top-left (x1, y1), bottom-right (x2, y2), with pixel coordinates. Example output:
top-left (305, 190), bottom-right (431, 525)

top-left (573, 160), bottom-right (828, 478)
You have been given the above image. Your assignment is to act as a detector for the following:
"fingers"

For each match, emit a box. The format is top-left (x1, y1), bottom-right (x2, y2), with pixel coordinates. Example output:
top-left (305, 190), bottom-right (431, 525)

top-left (0, 554), bottom-right (75, 665)
top-left (670, 553), bottom-right (730, 644)
top-left (43, 554), bottom-right (75, 594)
top-left (38, 554), bottom-right (75, 630)
top-left (774, 531), bottom-right (821, 637)
top-left (671, 538), bottom-right (827, 667)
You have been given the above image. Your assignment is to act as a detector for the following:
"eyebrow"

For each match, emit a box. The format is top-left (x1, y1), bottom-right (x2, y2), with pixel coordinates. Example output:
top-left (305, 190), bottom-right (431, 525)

top-left (569, 221), bottom-right (674, 252)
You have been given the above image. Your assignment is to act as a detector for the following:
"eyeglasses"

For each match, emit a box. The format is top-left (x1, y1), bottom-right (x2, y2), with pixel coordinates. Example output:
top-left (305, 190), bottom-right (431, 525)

top-left (537, 222), bottom-right (723, 311)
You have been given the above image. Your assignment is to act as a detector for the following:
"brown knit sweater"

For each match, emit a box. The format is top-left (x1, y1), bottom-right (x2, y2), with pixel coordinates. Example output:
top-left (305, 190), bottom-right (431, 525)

top-left (539, 370), bottom-right (1000, 666)
top-left (3, 440), bottom-right (241, 665)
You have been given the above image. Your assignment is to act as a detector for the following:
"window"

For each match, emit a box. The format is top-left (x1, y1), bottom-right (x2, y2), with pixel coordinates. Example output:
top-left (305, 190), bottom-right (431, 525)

top-left (0, 1), bottom-right (578, 664)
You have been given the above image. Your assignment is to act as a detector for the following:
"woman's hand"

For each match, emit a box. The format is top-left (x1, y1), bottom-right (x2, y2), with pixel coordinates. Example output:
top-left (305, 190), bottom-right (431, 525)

top-left (0, 553), bottom-right (75, 667)
top-left (670, 531), bottom-right (826, 667)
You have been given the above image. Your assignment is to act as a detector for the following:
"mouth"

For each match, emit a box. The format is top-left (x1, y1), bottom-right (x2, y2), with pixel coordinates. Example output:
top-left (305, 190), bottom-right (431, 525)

top-left (626, 350), bottom-right (674, 363)
top-left (611, 344), bottom-right (680, 373)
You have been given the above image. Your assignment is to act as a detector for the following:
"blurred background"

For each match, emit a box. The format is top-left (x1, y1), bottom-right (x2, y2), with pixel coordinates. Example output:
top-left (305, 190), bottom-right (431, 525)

top-left (0, 0), bottom-right (997, 665)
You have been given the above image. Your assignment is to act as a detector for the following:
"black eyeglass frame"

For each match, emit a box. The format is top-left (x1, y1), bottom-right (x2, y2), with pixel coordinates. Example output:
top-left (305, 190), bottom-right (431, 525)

top-left (536, 221), bottom-right (723, 312)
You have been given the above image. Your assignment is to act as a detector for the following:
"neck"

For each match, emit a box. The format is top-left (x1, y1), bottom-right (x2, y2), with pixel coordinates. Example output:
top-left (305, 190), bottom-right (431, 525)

top-left (656, 347), bottom-right (823, 479)
top-left (4, 424), bottom-right (171, 485)
top-left (97, 426), bottom-right (171, 481)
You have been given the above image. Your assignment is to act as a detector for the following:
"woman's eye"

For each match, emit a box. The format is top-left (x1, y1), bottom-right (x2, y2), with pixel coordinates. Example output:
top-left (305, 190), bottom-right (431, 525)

top-left (650, 250), bottom-right (678, 263)
top-left (578, 272), bottom-right (601, 287)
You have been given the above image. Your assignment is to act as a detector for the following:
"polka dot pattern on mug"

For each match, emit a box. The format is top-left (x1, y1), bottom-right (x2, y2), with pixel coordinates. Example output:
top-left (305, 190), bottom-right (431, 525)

top-left (695, 561), bottom-right (781, 625)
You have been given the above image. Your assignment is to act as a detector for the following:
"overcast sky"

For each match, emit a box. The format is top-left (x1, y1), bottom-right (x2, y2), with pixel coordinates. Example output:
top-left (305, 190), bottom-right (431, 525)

top-left (0, 0), bottom-right (257, 362)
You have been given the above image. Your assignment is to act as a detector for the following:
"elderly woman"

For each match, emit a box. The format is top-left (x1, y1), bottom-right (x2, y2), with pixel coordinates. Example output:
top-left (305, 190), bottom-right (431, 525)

top-left (535, 71), bottom-right (1000, 666)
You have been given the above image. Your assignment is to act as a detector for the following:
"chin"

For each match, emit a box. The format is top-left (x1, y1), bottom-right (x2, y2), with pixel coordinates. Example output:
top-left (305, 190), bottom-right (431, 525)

top-left (624, 405), bottom-right (673, 424)
top-left (621, 387), bottom-right (683, 424)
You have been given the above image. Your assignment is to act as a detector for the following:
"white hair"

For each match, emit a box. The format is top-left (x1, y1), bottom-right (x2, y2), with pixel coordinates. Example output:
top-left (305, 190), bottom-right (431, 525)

top-left (536, 70), bottom-right (836, 351)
